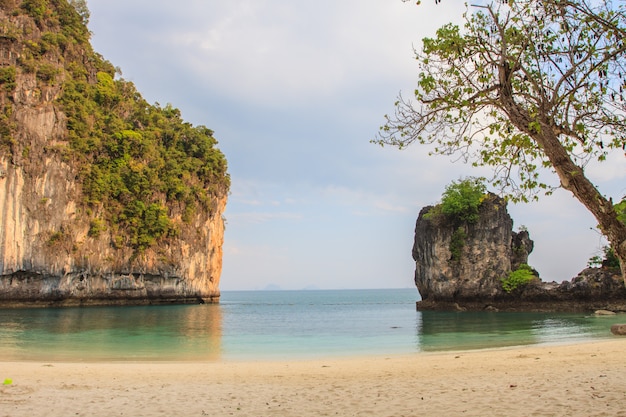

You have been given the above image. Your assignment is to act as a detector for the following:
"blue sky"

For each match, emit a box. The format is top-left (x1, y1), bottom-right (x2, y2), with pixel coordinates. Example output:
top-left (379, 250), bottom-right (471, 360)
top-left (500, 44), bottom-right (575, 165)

top-left (86, 0), bottom-right (625, 291)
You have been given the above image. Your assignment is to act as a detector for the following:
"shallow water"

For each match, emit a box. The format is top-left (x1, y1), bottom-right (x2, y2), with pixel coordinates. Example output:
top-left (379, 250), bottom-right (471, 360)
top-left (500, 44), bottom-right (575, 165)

top-left (0, 289), bottom-right (623, 361)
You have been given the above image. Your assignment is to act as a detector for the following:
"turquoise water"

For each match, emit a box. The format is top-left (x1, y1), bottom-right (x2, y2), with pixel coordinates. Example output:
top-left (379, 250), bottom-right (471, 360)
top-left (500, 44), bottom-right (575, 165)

top-left (0, 288), bottom-right (623, 361)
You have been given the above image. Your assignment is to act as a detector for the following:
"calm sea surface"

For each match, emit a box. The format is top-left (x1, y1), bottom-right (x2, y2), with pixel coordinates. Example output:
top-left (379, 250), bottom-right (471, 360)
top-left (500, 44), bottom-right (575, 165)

top-left (0, 288), bottom-right (624, 361)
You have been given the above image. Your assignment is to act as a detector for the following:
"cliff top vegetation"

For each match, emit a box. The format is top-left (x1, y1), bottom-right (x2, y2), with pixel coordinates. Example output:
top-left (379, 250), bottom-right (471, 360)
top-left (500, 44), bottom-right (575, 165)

top-left (424, 177), bottom-right (487, 225)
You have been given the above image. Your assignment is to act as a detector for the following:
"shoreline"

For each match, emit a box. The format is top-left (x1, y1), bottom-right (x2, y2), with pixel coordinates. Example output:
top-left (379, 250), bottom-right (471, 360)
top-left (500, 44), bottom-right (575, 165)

top-left (2, 335), bottom-right (618, 364)
top-left (2, 339), bottom-right (626, 416)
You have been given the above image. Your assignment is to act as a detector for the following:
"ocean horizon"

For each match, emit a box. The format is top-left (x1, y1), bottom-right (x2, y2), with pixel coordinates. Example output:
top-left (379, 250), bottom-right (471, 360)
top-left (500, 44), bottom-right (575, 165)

top-left (1, 288), bottom-right (624, 362)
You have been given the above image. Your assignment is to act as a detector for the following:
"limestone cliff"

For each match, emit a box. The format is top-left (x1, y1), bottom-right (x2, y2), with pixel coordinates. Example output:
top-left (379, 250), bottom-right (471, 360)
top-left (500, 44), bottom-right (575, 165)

top-left (0, 1), bottom-right (228, 306)
top-left (413, 194), bottom-right (532, 304)
top-left (413, 193), bottom-right (626, 311)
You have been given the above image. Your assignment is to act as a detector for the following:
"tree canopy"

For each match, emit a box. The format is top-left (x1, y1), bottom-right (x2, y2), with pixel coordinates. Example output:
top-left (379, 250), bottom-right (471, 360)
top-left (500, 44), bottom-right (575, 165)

top-left (376, 0), bottom-right (626, 281)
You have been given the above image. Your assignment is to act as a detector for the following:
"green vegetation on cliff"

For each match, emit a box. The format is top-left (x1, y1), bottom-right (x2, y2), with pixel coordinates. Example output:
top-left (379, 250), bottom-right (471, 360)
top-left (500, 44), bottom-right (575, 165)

top-left (587, 197), bottom-right (626, 270)
top-left (424, 177), bottom-right (487, 264)
top-left (501, 264), bottom-right (536, 293)
top-left (0, 0), bottom-right (229, 252)
top-left (425, 177), bottom-right (487, 225)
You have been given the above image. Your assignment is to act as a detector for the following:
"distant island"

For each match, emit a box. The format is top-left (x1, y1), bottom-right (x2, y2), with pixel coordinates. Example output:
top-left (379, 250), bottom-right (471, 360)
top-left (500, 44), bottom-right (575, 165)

top-left (412, 179), bottom-right (626, 312)
top-left (0, 0), bottom-right (229, 307)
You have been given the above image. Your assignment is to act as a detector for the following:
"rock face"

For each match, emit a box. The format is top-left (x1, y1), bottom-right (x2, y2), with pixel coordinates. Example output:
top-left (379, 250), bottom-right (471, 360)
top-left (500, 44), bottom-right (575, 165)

top-left (413, 194), bottom-right (530, 305)
top-left (0, 2), bottom-right (227, 307)
top-left (611, 324), bottom-right (626, 336)
top-left (413, 194), bottom-right (626, 312)
top-left (0, 164), bottom-right (226, 306)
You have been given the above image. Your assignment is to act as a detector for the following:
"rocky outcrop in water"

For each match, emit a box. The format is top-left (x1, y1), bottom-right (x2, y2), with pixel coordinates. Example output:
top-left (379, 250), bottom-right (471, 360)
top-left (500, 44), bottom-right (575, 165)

top-left (0, 1), bottom-right (228, 307)
top-left (413, 193), bottom-right (530, 306)
top-left (612, 324), bottom-right (626, 335)
top-left (413, 194), bottom-right (626, 312)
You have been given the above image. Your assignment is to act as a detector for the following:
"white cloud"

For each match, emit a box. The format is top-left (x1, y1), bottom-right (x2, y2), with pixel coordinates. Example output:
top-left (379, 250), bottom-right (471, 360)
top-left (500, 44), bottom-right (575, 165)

top-left (125, 0), bottom-right (466, 106)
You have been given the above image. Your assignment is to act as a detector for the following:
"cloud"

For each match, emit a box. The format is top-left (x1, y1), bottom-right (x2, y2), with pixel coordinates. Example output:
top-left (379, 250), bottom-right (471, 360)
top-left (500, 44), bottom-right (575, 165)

top-left (87, 0), bottom-right (622, 291)
top-left (90, 0), bottom-right (465, 107)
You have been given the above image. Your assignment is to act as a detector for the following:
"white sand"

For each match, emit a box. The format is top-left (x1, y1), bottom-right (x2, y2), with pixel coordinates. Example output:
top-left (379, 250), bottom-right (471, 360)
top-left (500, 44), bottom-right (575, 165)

top-left (2, 339), bottom-right (626, 417)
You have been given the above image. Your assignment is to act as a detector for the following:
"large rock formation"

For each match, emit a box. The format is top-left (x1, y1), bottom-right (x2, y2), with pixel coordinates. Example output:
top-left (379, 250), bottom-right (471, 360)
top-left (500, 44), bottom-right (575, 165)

top-left (413, 193), bottom-right (529, 306)
top-left (413, 194), bottom-right (626, 311)
top-left (0, 1), bottom-right (228, 307)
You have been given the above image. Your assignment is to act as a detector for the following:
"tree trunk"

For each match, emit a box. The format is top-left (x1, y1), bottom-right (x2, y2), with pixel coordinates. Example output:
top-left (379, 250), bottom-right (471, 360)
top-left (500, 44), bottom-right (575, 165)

top-left (498, 69), bottom-right (626, 283)
top-left (536, 127), bottom-right (626, 284)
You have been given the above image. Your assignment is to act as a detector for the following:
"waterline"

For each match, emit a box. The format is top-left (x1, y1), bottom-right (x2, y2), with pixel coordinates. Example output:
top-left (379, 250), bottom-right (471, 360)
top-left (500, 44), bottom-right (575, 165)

top-left (0, 289), bottom-right (623, 361)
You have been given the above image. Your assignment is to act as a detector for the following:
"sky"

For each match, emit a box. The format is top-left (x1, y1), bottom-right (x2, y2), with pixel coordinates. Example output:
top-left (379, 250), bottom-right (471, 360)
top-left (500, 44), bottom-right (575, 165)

top-left (85, 0), bottom-right (625, 291)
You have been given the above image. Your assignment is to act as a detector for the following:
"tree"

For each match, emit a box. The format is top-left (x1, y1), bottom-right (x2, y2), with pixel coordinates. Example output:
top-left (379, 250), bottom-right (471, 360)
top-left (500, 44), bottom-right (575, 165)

top-left (375, 0), bottom-right (626, 282)
top-left (68, 0), bottom-right (90, 26)
top-left (436, 177), bottom-right (487, 224)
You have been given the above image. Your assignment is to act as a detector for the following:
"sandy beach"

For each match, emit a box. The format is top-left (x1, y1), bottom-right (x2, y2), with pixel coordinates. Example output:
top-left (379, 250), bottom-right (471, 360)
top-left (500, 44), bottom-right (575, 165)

top-left (1, 339), bottom-right (625, 417)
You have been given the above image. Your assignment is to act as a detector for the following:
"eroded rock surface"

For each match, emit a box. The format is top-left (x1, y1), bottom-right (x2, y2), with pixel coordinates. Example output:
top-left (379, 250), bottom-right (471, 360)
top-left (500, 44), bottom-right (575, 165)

top-left (413, 194), bottom-right (626, 312)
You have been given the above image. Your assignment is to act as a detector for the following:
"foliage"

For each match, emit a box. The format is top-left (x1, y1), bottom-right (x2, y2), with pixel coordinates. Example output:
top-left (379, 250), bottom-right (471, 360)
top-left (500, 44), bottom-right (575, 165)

top-left (122, 201), bottom-right (171, 251)
top-left (68, 0), bottom-right (89, 26)
top-left (588, 246), bottom-right (621, 270)
top-left (587, 197), bottom-right (626, 269)
top-left (88, 218), bottom-right (106, 238)
top-left (449, 226), bottom-right (467, 263)
top-left (616, 197), bottom-right (626, 225)
top-left (501, 264), bottom-right (535, 293)
top-left (0, 20), bottom-right (19, 41)
top-left (19, 0), bottom-right (89, 43)
top-left (425, 177), bottom-right (486, 224)
top-left (440, 177), bottom-right (486, 223)
top-left (423, 178), bottom-right (486, 264)
top-left (47, 230), bottom-right (64, 246)
top-left (36, 63), bottom-right (59, 83)
top-left (0, 103), bottom-right (14, 150)
top-left (377, 0), bottom-right (626, 200)
top-left (59, 69), bottom-right (230, 251)
top-left (0, 67), bottom-right (16, 92)
top-left (20, 0), bottom-right (47, 24)
top-left (376, 0), bottom-right (626, 280)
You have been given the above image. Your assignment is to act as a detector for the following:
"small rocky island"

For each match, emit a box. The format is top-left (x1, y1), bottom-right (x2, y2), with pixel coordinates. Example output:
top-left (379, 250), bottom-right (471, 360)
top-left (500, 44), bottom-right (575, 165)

top-left (413, 180), bottom-right (626, 312)
top-left (0, 1), bottom-right (229, 307)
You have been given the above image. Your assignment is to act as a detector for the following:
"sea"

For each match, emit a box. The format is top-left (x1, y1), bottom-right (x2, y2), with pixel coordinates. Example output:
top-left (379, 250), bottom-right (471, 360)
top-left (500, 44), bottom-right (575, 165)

top-left (0, 288), bottom-right (624, 362)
